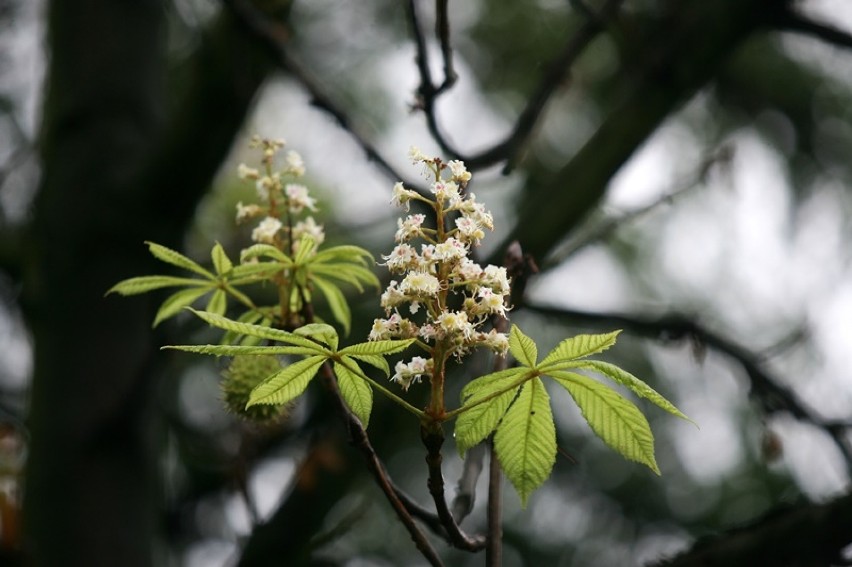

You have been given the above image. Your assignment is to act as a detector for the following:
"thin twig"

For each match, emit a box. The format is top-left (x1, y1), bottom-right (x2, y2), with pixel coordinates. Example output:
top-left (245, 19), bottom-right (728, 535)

top-left (544, 143), bottom-right (734, 268)
top-left (486, 438), bottom-right (503, 567)
top-left (407, 0), bottom-right (626, 170)
top-left (524, 304), bottom-right (852, 473)
top-left (319, 364), bottom-right (445, 566)
top-left (292, 286), bottom-right (443, 565)
top-left (393, 483), bottom-right (449, 538)
top-left (220, 0), bottom-right (423, 190)
top-left (451, 442), bottom-right (486, 522)
top-left (435, 0), bottom-right (457, 94)
top-left (771, 8), bottom-right (852, 51)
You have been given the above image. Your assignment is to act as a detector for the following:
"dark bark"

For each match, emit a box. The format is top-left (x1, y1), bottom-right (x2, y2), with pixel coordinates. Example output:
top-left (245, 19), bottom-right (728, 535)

top-left (23, 2), bottom-right (274, 564)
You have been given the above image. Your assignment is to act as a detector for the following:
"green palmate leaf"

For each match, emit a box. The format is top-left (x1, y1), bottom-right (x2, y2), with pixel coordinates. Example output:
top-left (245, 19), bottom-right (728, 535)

top-left (106, 275), bottom-right (206, 296)
top-left (509, 325), bottom-right (538, 367)
top-left (313, 244), bottom-right (374, 266)
top-left (340, 339), bottom-right (416, 357)
top-left (312, 275), bottom-right (352, 335)
top-left (346, 353), bottom-right (389, 376)
top-left (570, 360), bottom-right (692, 422)
top-left (311, 263), bottom-right (381, 291)
top-left (188, 309), bottom-right (328, 352)
top-left (461, 367), bottom-right (530, 402)
top-left (222, 284), bottom-right (254, 309)
top-left (294, 235), bottom-right (318, 265)
top-left (163, 344), bottom-right (321, 357)
top-left (221, 310), bottom-right (264, 345)
top-left (206, 288), bottom-right (227, 316)
top-left (494, 378), bottom-right (556, 507)
top-left (538, 331), bottom-right (621, 370)
top-left (153, 287), bottom-right (213, 327)
top-left (230, 261), bottom-right (284, 280)
top-left (550, 371), bottom-right (659, 474)
top-left (334, 359), bottom-right (373, 427)
top-left (455, 386), bottom-right (518, 456)
top-left (240, 243), bottom-right (292, 264)
top-left (211, 242), bottom-right (233, 275)
top-left (295, 323), bottom-right (339, 350)
top-left (146, 241), bottom-right (214, 278)
top-left (247, 355), bottom-right (326, 407)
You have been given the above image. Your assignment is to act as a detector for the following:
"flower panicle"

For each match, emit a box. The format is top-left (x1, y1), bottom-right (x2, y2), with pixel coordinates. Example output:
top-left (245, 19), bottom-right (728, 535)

top-left (374, 149), bottom-right (511, 389)
top-left (234, 137), bottom-right (324, 255)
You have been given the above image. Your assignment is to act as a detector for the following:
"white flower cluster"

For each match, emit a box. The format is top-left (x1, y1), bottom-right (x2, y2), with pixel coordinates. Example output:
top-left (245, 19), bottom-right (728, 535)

top-left (372, 148), bottom-right (510, 390)
top-left (235, 137), bottom-right (325, 253)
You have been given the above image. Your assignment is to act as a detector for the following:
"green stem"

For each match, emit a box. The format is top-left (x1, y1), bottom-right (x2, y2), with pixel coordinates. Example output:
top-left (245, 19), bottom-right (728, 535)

top-left (339, 357), bottom-right (426, 420)
top-left (442, 370), bottom-right (536, 421)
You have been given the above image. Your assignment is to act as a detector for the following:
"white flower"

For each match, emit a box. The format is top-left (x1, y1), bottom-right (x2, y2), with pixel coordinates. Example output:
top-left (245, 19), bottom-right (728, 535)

top-left (483, 265), bottom-right (511, 295)
top-left (391, 182), bottom-right (417, 211)
top-left (380, 281), bottom-right (407, 311)
top-left (285, 150), bottom-right (305, 177)
top-left (285, 184), bottom-right (318, 213)
top-left (391, 356), bottom-right (431, 390)
top-left (453, 258), bottom-right (483, 283)
top-left (395, 214), bottom-right (426, 242)
top-left (408, 146), bottom-right (428, 164)
top-left (434, 237), bottom-right (467, 262)
top-left (369, 313), bottom-right (402, 341)
top-left (292, 216), bottom-right (325, 247)
top-left (436, 310), bottom-right (474, 340)
top-left (463, 196), bottom-right (494, 230)
top-left (400, 271), bottom-right (441, 297)
top-left (256, 174), bottom-right (281, 201)
top-left (431, 180), bottom-right (460, 204)
top-left (476, 329), bottom-right (509, 355)
top-left (382, 243), bottom-right (419, 274)
top-left (236, 201), bottom-right (263, 223)
top-left (419, 324), bottom-right (437, 341)
top-left (476, 288), bottom-right (508, 317)
top-left (447, 160), bottom-right (472, 183)
top-left (455, 216), bottom-right (486, 246)
top-left (251, 216), bottom-right (283, 244)
top-left (237, 163), bottom-right (260, 180)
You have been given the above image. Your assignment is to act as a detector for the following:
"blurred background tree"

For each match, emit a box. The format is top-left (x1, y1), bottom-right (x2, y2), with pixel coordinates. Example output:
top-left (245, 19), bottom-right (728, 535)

top-left (1, 0), bottom-right (852, 565)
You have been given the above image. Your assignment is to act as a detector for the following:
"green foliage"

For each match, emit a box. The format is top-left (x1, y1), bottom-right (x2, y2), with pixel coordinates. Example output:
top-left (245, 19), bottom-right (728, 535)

top-left (221, 355), bottom-right (291, 423)
top-left (164, 309), bottom-right (416, 425)
top-left (113, 142), bottom-right (692, 530)
top-left (108, 236), bottom-right (378, 333)
top-left (493, 378), bottom-right (556, 507)
top-left (453, 325), bottom-right (689, 505)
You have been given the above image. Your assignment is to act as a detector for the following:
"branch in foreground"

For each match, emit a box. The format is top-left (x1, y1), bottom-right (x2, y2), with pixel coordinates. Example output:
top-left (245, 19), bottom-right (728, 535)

top-left (651, 491), bottom-right (852, 567)
top-left (524, 304), bottom-right (852, 473)
top-left (421, 425), bottom-right (487, 552)
top-left (407, 0), bottom-right (625, 171)
top-left (320, 363), bottom-right (445, 566)
top-left (486, 438), bottom-right (503, 567)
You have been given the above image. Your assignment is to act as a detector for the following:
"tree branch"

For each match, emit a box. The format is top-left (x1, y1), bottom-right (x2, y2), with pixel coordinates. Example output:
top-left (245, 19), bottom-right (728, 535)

top-left (421, 425), bottom-right (487, 552)
top-left (651, 491), bottom-right (852, 567)
top-left (435, 0), bottom-right (457, 94)
top-left (771, 8), bottom-right (852, 52)
top-left (321, 363), bottom-right (446, 565)
top-left (408, 0), bottom-right (626, 171)
top-left (486, 438), bottom-right (503, 567)
top-left (544, 144), bottom-right (734, 268)
top-left (221, 0), bottom-right (423, 190)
